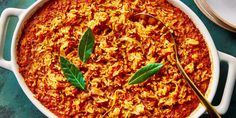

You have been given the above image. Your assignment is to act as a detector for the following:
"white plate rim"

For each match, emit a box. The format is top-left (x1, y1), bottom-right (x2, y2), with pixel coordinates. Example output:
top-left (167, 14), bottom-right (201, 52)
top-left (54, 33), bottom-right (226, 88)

top-left (206, 0), bottom-right (236, 29)
top-left (194, 0), bottom-right (236, 33)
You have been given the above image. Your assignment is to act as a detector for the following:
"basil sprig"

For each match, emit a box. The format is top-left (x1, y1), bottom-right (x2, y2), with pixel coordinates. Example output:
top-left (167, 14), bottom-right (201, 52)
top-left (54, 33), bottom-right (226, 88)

top-left (60, 56), bottom-right (86, 91)
top-left (128, 63), bottom-right (163, 85)
top-left (78, 27), bottom-right (95, 63)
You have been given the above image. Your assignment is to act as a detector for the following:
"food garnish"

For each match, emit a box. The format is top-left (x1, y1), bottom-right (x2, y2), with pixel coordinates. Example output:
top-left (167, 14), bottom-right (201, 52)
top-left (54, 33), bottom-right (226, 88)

top-left (78, 27), bottom-right (95, 63)
top-left (60, 56), bottom-right (86, 91)
top-left (128, 63), bottom-right (163, 85)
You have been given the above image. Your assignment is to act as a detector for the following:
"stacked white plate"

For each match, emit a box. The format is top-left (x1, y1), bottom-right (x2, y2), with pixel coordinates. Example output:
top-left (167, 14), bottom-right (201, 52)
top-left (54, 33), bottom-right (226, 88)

top-left (194, 0), bottom-right (236, 33)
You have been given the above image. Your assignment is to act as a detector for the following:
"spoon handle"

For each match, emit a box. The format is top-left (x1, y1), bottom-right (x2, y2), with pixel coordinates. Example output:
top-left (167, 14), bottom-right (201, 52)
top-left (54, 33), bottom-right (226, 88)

top-left (134, 13), bottom-right (221, 118)
top-left (171, 34), bottom-right (221, 118)
top-left (177, 61), bottom-right (221, 118)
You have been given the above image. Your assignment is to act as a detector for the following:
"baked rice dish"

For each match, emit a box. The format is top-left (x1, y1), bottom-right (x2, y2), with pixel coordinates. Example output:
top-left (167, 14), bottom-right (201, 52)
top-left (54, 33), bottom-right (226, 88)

top-left (17, 0), bottom-right (212, 117)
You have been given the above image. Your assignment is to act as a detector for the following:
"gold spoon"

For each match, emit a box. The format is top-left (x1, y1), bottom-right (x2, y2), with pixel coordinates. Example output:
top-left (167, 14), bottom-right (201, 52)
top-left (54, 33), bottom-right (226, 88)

top-left (134, 13), bottom-right (221, 118)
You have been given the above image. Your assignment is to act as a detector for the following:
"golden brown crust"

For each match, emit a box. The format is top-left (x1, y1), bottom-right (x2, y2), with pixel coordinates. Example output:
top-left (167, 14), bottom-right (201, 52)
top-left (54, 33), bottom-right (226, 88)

top-left (17, 0), bottom-right (211, 117)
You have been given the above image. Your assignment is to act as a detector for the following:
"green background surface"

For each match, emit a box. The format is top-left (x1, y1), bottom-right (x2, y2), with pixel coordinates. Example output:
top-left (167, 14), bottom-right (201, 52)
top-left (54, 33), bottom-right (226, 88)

top-left (0, 0), bottom-right (235, 118)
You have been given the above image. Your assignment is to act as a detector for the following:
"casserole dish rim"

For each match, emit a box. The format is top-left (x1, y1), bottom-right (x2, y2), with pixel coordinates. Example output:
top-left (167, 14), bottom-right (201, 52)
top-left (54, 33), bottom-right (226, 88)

top-left (1, 0), bottom-right (235, 117)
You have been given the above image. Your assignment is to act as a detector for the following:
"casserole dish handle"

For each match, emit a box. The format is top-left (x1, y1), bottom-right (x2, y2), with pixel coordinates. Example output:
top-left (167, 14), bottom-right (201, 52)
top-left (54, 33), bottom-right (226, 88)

top-left (0, 8), bottom-right (25, 70)
top-left (215, 51), bottom-right (236, 114)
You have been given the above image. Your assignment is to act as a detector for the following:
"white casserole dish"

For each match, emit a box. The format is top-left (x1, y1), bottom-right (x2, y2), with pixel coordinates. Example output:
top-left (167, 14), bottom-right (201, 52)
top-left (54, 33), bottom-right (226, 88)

top-left (0, 0), bottom-right (236, 117)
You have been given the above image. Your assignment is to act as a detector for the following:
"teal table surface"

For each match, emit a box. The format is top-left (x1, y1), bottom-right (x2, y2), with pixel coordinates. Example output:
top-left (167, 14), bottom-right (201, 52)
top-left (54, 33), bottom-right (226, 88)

top-left (0, 0), bottom-right (236, 118)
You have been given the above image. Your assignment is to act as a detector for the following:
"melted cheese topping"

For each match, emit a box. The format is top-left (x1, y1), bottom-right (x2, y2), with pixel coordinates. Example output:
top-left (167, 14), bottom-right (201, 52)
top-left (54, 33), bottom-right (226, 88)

top-left (17, 0), bottom-right (212, 117)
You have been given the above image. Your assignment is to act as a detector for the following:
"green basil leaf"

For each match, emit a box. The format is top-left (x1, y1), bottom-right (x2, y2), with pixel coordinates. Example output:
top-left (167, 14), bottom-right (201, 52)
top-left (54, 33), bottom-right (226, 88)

top-left (128, 63), bottom-right (163, 85)
top-left (79, 27), bottom-right (95, 63)
top-left (60, 56), bottom-right (86, 91)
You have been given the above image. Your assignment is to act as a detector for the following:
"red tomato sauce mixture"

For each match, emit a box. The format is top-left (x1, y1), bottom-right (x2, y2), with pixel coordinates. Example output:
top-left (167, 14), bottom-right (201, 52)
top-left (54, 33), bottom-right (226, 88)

top-left (17, 0), bottom-right (212, 117)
